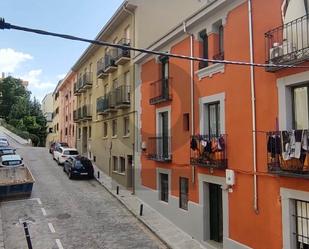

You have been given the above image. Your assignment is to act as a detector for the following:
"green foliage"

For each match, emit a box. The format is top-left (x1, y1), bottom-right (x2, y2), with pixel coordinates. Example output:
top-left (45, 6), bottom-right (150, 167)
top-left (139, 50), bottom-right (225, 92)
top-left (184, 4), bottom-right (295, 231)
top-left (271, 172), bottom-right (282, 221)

top-left (0, 76), bottom-right (47, 147)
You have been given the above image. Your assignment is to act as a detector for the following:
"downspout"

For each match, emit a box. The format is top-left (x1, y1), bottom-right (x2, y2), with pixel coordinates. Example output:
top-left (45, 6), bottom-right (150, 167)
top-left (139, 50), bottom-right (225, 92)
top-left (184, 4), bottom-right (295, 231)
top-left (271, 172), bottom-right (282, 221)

top-left (248, 0), bottom-right (258, 214)
top-left (124, 3), bottom-right (136, 194)
top-left (183, 21), bottom-right (195, 183)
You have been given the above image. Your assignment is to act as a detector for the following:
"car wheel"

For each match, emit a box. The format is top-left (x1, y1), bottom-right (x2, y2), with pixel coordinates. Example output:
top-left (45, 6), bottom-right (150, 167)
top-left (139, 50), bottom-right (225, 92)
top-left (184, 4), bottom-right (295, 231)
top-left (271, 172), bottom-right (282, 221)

top-left (63, 166), bottom-right (66, 172)
top-left (68, 171), bottom-right (73, 179)
top-left (57, 159), bottom-right (61, 166)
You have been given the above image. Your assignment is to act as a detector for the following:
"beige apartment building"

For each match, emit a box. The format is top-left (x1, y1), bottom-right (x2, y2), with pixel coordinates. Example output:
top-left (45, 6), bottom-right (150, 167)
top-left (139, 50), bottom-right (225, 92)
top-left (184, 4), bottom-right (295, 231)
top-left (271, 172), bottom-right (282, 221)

top-left (41, 92), bottom-right (53, 146)
top-left (73, 2), bottom-right (136, 188)
top-left (50, 81), bottom-right (62, 144)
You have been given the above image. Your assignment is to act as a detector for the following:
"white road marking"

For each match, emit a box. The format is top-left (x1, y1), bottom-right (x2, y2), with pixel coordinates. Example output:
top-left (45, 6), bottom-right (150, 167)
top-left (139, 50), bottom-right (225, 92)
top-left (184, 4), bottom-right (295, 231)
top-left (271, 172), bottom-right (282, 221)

top-left (41, 208), bottom-right (47, 216)
top-left (48, 223), bottom-right (56, 233)
top-left (56, 239), bottom-right (64, 249)
top-left (36, 198), bottom-right (42, 205)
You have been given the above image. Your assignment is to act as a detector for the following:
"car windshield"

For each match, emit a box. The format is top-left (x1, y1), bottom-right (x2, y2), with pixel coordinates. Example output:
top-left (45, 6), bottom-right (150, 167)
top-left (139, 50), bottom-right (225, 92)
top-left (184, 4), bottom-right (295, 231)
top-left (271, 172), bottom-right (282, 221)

top-left (75, 159), bottom-right (92, 169)
top-left (2, 160), bottom-right (21, 166)
top-left (63, 150), bottom-right (78, 155)
top-left (1, 150), bottom-right (15, 155)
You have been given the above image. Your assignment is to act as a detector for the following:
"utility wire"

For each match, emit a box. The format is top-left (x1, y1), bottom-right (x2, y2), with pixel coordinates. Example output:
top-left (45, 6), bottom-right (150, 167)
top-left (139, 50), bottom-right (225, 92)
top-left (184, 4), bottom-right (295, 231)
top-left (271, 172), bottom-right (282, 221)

top-left (1, 17), bottom-right (309, 69)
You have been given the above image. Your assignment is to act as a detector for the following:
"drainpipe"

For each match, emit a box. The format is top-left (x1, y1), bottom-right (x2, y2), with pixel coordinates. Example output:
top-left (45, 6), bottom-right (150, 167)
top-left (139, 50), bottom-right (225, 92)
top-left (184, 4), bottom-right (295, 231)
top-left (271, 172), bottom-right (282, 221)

top-left (248, 0), bottom-right (258, 214)
top-left (183, 21), bottom-right (195, 183)
top-left (124, 3), bottom-right (136, 194)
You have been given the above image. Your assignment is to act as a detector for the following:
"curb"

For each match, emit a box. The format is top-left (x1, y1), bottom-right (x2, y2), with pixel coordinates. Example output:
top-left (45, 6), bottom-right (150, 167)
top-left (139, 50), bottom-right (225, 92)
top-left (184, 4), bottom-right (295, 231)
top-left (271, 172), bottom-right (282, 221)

top-left (94, 175), bottom-right (172, 249)
top-left (0, 204), bottom-right (5, 249)
top-left (2, 130), bottom-right (30, 146)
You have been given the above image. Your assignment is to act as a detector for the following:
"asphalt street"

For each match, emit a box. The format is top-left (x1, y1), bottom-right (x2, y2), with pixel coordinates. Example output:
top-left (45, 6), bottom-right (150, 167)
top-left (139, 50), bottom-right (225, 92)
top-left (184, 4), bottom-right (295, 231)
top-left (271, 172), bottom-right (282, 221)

top-left (0, 136), bottom-right (166, 249)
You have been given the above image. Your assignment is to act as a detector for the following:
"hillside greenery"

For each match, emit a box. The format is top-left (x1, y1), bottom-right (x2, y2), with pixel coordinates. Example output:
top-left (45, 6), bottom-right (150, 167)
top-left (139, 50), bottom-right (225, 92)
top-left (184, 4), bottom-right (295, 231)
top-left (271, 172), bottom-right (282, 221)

top-left (0, 76), bottom-right (47, 146)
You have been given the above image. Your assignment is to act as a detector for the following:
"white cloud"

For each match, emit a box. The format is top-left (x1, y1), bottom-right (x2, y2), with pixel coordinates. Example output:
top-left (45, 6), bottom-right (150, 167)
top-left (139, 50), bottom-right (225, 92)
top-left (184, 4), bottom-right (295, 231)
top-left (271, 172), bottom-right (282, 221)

top-left (21, 70), bottom-right (56, 90)
top-left (0, 48), bottom-right (33, 73)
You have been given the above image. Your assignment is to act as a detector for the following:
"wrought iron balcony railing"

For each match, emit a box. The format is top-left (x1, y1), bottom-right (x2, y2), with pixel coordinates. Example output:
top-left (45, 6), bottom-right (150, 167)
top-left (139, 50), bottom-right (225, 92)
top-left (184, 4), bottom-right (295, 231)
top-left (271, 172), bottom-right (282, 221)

top-left (265, 14), bottom-right (309, 71)
top-left (190, 135), bottom-right (227, 169)
top-left (115, 38), bottom-right (131, 65)
top-left (77, 107), bottom-right (82, 119)
top-left (82, 72), bottom-right (93, 88)
top-left (73, 110), bottom-right (79, 122)
top-left (104, 51), bottom-right (118, 73)
top-left (82, 105), bottom-right (92, 119)
top-left (147, 136), bottom-right (172, 162)
top-left (115, 85), bottom-right (130, 108)
top-left (73, 83), bottom-right (80, 96)
top-left (267, 130), bottom-right (309, 178)
top-left (97, 58), bottom-right (108, 79)
top-left (149, 78), bottom-right (172, 105)
top-left (96, 96), bottom-right (108, 114)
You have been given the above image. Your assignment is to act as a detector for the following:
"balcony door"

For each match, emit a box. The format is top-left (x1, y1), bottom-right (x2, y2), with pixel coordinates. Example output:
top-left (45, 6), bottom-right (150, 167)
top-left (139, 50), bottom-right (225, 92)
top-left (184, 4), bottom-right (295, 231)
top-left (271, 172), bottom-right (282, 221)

top-left (158, 111), bottom-right (169, 160)
top-left (207, 102), bottom-right (220, 137)
top-left (160, 57), bottom-right (169, 99)
top-left (293, 85), bottom-right (309, 129)
top-left (209, 183), bottom-right (223, 243)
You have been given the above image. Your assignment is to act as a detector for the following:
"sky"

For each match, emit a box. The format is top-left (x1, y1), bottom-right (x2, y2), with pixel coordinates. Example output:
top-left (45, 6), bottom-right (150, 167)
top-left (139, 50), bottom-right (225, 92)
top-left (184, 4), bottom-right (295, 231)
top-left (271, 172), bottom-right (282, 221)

top-left (0, 0), bottom-right (124, 101)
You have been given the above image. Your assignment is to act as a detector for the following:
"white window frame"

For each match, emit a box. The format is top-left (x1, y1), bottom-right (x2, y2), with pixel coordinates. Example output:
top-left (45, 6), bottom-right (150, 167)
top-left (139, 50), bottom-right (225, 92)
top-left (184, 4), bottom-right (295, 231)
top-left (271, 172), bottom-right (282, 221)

top-left (281, 188), bottom-right (309, 249)
top-left (277, 71), bottom-right (309, 130)
top-left (199, 92), bottom-right (225, 135)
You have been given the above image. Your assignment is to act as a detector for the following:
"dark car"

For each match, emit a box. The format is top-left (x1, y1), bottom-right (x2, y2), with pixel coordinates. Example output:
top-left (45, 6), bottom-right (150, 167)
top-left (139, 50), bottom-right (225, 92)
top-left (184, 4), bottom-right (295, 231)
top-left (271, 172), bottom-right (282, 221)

top-left (49, 142), bottom-right (69, 154)
top-left (63, 156), bottom-right (94, 179)
top-left (0, 146), bottom-right (16, 157)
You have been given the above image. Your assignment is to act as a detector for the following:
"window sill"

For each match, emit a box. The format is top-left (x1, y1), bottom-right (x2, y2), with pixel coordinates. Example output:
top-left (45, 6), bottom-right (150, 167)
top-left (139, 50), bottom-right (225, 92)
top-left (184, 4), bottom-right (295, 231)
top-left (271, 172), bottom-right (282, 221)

top-left (123, 135), bottom-right (130, 138)
top-left (112, 136), bottom-right (118, 139)
top-left (196, 63), bottom-right (225, 80)
top-left (102, 136), bottom-right (109, 140)
top-left (112, 171), bottom-right (126, 176)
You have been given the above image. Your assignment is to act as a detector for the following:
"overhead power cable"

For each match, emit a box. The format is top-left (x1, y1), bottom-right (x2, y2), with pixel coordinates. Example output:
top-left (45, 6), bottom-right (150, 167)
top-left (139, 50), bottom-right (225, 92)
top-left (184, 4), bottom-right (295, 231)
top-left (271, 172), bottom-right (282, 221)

top-left (1, 18), bottom-right (309, 69)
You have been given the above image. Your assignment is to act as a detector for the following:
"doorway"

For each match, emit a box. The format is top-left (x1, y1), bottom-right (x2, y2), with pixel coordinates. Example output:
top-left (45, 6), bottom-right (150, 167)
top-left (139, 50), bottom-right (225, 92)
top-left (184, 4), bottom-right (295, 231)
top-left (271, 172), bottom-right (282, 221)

top-left (82, 127), bottom-right (88, 155)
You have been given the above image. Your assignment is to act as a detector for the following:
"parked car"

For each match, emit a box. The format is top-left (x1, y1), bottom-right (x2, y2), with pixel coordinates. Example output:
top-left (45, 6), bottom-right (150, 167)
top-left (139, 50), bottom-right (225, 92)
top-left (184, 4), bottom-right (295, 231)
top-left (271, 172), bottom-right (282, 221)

top-left (0, 136), bottom-right (9, 147)
top-left (49, 142), bottom-right (69, 154)
top-left (53, 147), bottom-right (79, 165)
top-left (0, 154), bottom-right (24, 167)
top-left (63, 156), bottom-right (94, 179)
top-left (0, 146), bottom-right (16, 156)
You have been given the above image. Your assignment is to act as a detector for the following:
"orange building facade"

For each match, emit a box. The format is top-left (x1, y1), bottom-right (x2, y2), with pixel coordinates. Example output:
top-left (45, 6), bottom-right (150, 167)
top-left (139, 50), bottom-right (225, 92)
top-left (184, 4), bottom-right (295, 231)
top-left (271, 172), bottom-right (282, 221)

top-left (135, 0), bottom-right (309, 248)
top-left (59, 71), bottom-right (77, 148)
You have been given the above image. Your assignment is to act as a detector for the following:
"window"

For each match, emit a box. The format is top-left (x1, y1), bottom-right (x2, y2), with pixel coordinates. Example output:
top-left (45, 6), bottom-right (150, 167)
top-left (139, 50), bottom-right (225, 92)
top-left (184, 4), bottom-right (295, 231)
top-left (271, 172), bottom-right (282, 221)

top-left (183, 113), bottom-right (190, 131)
top-left (206, 102), bottom-right (220, 136)
top-left (113, 156), bottom-right (118, 172)
top-left (103, 122), bottom-right (108, 137)
top-left (179, 177), bottom-right (189, 210)
top-left (293, 85), bottom-right (309, 129)
top-left (72, 126), bottom-right (74, 136)
top-left (78, 128), bottom-right (81, 139)
top-left (56, 123), bottom-right (59, 131)
top-left (113, 78), bottom-right (118, 90)
top-left (119, 157), bottom-right (125, 173)
top-left (199, 30), bottom-right (208, 68)
top-left (294, 200), bottom-right (309, 249)
top-left (49, 127), bottom-right (53, 133)
top-left (89, 126), bottom-right (92, 138)
top-left (160, 56), bottom-right (169, 80)
top-left (160, 173), bottom-right (169, 202)
top-left (124, 117), bottom-right (130, 136)
top-left (112, 120), bottom-right (117, 137)
top-left (65, 128), bottom-right (68, 136)
top-left (218, 25), bottom-right (224, 55)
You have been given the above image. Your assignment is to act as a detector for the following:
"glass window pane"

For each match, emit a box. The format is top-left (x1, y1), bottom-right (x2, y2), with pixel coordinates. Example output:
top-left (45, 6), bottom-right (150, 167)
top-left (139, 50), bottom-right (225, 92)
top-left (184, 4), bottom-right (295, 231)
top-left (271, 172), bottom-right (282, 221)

top-left (294, 87), bottom-right (309, 129)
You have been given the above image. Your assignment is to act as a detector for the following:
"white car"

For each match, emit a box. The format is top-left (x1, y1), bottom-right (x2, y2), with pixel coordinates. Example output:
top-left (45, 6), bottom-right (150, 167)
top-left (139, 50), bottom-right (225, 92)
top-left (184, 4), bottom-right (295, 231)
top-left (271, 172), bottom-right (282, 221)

top-left (53, 147), bottom-right (79, 165)
top-left (0, 136), bottom-right (9, 147)
top-left (0, 154), bottom-right (24, 167)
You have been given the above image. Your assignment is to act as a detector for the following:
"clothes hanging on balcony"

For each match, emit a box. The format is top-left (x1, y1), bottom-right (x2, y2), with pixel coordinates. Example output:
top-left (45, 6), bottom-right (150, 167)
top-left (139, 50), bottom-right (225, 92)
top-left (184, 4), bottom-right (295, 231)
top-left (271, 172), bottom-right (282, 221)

top-left (281, 130), bottom-right (305, 160)
top-left (267, 134), bottom-right (282, 157)
top-left (190, 137), bottom-right (198, 151)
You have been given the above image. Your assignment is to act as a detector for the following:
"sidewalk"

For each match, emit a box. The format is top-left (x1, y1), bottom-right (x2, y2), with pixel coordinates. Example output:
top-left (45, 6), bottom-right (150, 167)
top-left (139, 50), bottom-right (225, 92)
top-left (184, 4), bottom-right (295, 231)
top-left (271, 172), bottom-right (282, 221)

top-left (0, 126), bottom-right (30, 146)
top-left (92, 164), bottom-right (206, 249)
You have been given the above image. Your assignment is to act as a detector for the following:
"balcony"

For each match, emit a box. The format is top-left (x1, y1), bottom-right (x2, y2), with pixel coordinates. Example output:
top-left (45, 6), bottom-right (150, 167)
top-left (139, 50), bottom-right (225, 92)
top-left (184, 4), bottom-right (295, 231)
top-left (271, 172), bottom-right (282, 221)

top-left (265, 14), bottom-right (309, 72)
top-left (115, 39), bottom-right (131, 65)
top-left (96, 96), bottom-right (108, 115)
top-left (115, 85), bottom-right (130, 109)
top-left (77, 77), bottom-right (86, 93)
top-left (73, 110), bottom-right (80, 122)
top-left (73, 83), bottom-right (80, 96)
top-left (81, 72), bottom-right (93, 89)
top-left (82, 105), bottom-right (92, 120)
top-left (267, 131), bottom-right (309, 178)
top-left (149, 78), bottom-right (172, 105)
top-left (97, 58), bottom-right (108, 79)
top-left (105, 91), bottom-right (117, 113)
top-left (147, 136), bottom-right (172, 162)
top-left (77, 107), bottom-right (82, 120)
top-left (104, 51), bottom-right (117, 73)
top-left (190, 135), bottom-right (227, 169)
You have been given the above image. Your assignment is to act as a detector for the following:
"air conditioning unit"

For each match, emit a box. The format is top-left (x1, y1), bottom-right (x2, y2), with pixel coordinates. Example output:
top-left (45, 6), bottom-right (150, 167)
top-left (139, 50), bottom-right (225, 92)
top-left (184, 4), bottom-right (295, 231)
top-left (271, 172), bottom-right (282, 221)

top-left (269, 41), bottom-right (294, 63)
